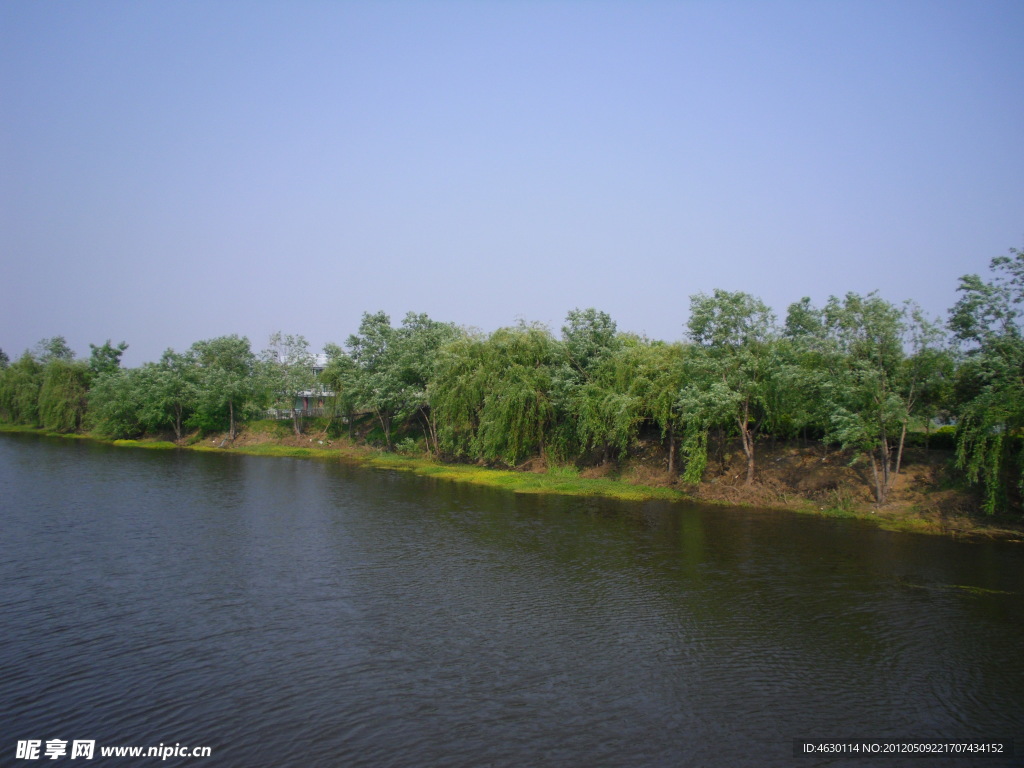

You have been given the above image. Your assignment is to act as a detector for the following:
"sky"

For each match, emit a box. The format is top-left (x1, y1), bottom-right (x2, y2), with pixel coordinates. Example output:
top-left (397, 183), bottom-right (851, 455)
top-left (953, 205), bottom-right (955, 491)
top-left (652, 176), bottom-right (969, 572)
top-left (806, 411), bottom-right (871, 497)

top-left (2, 1), bottom-right (1022, 366)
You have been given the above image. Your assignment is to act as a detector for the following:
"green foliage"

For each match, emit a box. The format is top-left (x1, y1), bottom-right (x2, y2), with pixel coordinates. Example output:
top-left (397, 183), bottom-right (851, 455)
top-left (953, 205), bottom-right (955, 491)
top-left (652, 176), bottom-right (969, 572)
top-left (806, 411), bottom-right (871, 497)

top-left (473, 323), bottom-right (557, 465)
top-left (949, 246), bottom-right (1024, 513)
top-left (430, 322), bottom-right (557, 465)
top-left (0, 352), bottom-right (43, 425)
top-left (88, 340), bottom-right (128, 377)
top-left (148, 350), bottom-right (200, 439)
top-left (38, 359), bottom-right (90, 432)
top-left (35, 336), bottom-right (74, 363)
top-left (4, 247), bottom-right (1022, 519)
top-left (680, 427), bottom-right (707, 484)
top-left (683, 290), bottom-right (777, 484)
top-left (88, 367), bottom-right (150, 438)
top-left (321, 343), bottom-right (361, 436)
top-left (555, 310), bottom-right (640, 462)
top-left (429, 332), bottom-right (490, 456)
top-left (263, 332), bottom-right (316, 435)
top-left (188, 335), bottom-right (260, 438)
top-left (783, 292), bottom-right (946, 504)
top-left (345, 311), bottom-right (459, 451)
top-left (561, 307), bottom-right (621, 373)
top-left (395, 437), bottom-right (421, 455)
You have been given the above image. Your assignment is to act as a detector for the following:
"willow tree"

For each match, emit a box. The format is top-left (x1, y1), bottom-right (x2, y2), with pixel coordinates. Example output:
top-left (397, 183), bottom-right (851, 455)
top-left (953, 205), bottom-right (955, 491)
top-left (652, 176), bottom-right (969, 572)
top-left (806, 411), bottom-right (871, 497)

top-left (571, 368), bottom-right (641, 463)
top-left (568, 334), bottom-right (684, 466)
top-left (949, 246), bottom-right (1024, 513)
top-left (0, 352), bottom-right (43, 425)
top-left (430, 322), bottom-right (557, 466)
top-left (634, 341), bottom-right (688, 474)
top-left (474, 322), bottom-right (557, 465)
top-left (38, 358), bottom-right (90, 432)
top-left (555, 309), bottom-right (636, 462)
top-left (429, 332), bottom-right (489, 458)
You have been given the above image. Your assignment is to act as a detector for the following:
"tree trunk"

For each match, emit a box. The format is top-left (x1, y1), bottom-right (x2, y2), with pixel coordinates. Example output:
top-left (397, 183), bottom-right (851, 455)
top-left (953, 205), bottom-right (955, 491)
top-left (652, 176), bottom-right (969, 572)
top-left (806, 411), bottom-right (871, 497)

top-left (869, 452), bottom-right (886, 504)
top-left (376, 410), bottom-right (392, 451)
top-left (739, 402), bottom-right (755, 485)
top-left (228, 398), bottom-right (235, 441)
top-left (892, 418), bottom-right (909, 483)
top-left (427, 411), bottom-right (440, 456)
top-left (667, 424), bottom-right (676, 475)
top-left (416, 408), bottom-right (438, 456)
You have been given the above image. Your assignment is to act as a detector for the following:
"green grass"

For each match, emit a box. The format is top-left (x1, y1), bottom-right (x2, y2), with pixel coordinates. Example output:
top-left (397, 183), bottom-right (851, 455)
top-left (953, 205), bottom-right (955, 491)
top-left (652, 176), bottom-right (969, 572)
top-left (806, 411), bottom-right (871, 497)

top-left (0, 423), bottom-right (94, 440)
top-left (0, 423), bottom-right (45, 434)
top-left (112, 439), bottom-right (177, 450)
top-left (362, 453), bottom-right (684, 502)
top-left (223, 443), bottom-right (339, 459)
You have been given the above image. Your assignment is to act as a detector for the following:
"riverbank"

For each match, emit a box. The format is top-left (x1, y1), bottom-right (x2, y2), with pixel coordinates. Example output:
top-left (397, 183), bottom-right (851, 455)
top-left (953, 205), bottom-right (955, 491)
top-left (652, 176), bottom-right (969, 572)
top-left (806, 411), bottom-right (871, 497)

top-left (3, 422), bottom-right (1022, 541)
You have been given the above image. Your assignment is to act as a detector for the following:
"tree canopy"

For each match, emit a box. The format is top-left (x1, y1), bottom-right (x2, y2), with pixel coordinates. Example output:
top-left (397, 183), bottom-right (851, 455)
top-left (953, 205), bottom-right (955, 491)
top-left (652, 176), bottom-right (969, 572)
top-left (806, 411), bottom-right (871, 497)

top-left (5, 246), bottom-right (1024, 515)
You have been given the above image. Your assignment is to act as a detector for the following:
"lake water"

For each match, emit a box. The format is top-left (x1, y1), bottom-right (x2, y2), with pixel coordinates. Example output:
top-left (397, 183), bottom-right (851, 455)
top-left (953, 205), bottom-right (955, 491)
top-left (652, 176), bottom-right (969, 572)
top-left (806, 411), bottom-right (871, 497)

top-left (1, 433), bottom-right (1022, 767)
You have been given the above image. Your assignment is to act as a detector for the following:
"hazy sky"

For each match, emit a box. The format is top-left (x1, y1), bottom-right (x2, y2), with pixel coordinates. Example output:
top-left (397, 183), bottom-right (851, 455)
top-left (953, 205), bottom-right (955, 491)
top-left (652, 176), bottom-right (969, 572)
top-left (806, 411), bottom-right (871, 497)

top-left (2, 1), bottom-right (1022, 366)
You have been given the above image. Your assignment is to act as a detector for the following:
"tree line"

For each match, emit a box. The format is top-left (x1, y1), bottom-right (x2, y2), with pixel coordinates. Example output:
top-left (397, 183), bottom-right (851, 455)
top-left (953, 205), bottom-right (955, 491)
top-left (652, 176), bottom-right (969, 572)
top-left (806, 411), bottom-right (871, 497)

top-left (1, 247), bottom-right (1021, 513)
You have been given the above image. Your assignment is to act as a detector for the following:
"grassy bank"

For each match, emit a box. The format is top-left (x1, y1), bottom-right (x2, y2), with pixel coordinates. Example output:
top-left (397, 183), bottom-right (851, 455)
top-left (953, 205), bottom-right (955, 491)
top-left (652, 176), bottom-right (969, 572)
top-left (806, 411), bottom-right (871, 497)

top-left (363, 455), bottom-right (685, 502)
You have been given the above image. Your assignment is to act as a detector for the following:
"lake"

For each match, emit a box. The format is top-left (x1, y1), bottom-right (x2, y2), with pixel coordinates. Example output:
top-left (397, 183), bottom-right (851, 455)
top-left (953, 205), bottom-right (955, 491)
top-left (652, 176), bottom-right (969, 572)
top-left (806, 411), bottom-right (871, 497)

top-left (1, 433), bottom-right (1022, 766)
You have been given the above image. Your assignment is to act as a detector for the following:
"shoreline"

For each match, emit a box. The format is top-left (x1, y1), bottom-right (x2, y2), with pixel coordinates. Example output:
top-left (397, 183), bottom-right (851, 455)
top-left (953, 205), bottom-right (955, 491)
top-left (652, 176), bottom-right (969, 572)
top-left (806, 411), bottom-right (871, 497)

top-left (3, 423), bottom-right (1022, 542)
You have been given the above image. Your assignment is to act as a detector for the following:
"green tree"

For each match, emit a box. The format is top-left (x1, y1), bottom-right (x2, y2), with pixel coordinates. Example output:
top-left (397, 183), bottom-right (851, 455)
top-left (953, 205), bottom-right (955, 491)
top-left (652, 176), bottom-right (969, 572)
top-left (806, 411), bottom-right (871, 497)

top-left (321, 343), bottom-right (360, 439)
top-left (38, 358), bottom-right (90, 432)
top-left (561, 307), bottom-right (621, 375)
top-left (0, 352), bottom-right (43, 425)
top-left (346, 311), bottom-right (458, 452)
top-left (189, 335), bottom-right (259, 440)
top-left (428, 331), bottom-right (490, 458)
top-left (346, 311), bottom-right (400, 450)
top-left (88, 340), bottom-right (129, 377)
top-left (948, 246), bottom-right (1024, 513)
top-left (473, 322), bottom-right (558, 465)
top-left (635, 341), bottom-right (689, 474)
top-left (264, 332), bottom-right (316, 436)
top-left (779, 298), bottom-right (837, 445)
top-left (554, 309), bottom-right (630, 462)
top-left (394, 313), bottom-right (460, 455)
top-left (429, 322), bottom-right (558, 465)
top-left (815, 293), bottom-right (941, 505)
top-left (683, 290), bottom-right (778, 485)
top-left (35, 336), bottom-right (74, 363)
top-left (88, 366), bottom-right (151, 438)
top-left (146, 350), bottom-right (200, 440)
top-left (0, 348), bottom-right (9, 369)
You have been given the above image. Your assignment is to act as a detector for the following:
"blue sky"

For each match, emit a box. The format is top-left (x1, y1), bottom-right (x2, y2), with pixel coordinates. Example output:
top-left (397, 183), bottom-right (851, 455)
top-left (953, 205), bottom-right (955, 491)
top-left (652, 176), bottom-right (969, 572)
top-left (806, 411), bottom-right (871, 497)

top-left (2, 1), bottom-right (1022, 366)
